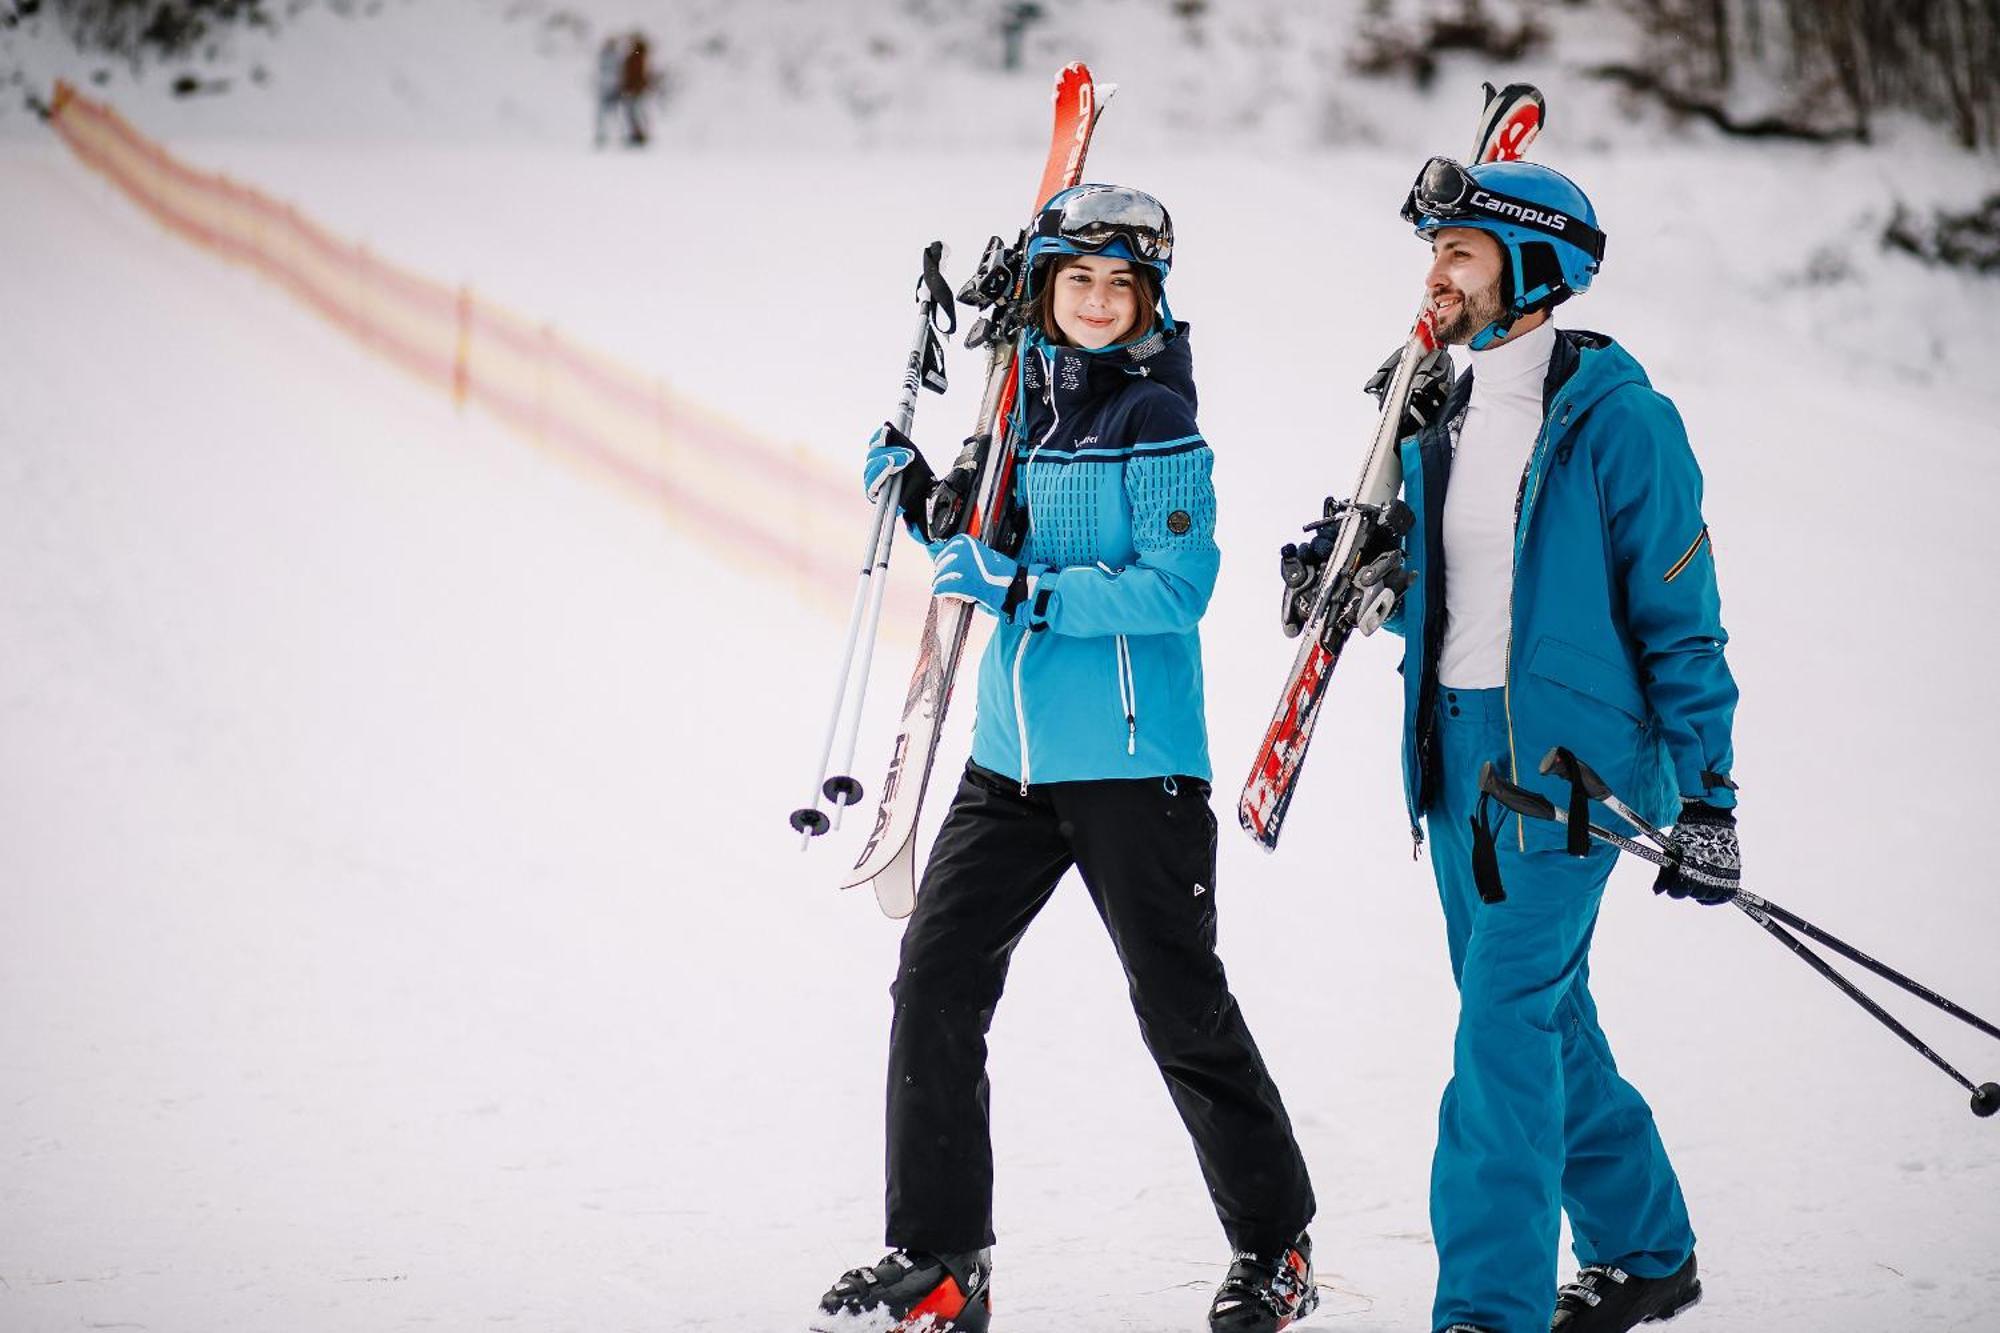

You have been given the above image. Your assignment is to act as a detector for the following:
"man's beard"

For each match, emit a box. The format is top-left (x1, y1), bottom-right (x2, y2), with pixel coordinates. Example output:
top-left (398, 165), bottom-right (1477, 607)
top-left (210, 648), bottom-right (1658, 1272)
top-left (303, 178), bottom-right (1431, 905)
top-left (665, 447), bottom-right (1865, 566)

top-left (1434, 278), bottom-right (1506, 346)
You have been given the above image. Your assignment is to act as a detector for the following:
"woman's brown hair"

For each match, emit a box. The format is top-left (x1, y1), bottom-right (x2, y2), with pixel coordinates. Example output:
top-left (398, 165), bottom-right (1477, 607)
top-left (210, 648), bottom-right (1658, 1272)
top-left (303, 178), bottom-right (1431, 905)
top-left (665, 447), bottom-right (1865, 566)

top-left (1030, 254), bottom-right (1161, 347)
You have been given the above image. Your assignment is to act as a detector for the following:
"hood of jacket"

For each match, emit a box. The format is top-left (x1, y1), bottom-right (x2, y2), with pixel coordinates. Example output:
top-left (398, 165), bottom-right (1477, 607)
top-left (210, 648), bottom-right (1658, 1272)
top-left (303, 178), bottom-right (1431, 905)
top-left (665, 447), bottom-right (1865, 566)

top-left (1542, 327), bottom-right (1649, 430)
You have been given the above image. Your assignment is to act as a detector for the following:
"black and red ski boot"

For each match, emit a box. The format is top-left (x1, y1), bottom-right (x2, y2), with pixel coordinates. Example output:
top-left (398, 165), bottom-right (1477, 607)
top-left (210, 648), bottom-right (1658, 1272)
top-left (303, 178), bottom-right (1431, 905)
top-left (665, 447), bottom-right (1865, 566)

top-left (1549, 1253), bottom-right (1702, 1331)
top-left (1209, 1233), bottom-right (1319, 1332)
top-left (813, 1248), bottom-right (991, 1331)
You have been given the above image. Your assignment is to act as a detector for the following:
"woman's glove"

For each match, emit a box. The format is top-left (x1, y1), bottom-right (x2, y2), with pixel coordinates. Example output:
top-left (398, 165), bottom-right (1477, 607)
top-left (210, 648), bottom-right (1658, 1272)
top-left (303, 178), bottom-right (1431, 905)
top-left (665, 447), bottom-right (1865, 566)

top-left (862, 423), bottom-right (926, 502)
top-left (931, 533), bottom-right (1033, 621)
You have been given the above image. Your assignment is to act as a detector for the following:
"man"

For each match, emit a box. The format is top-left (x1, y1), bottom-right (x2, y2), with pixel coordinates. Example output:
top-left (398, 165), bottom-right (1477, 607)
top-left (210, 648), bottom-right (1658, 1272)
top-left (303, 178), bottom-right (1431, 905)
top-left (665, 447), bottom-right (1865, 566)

top-left (1300, 159), bottom-right (1740, 1333)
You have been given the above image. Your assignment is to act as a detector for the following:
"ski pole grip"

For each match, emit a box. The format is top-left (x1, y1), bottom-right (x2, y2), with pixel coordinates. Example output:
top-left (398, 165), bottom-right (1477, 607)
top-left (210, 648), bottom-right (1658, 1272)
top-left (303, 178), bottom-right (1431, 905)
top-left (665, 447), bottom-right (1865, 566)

top-left (1479, 762), bottom-right (1557, 822)
top-left (920, 240), bottom-right (957, 333)
top-left (1537, 746), bottom-right (1594, 856)
top-left (1539, 745), bottom-right (1612, 800)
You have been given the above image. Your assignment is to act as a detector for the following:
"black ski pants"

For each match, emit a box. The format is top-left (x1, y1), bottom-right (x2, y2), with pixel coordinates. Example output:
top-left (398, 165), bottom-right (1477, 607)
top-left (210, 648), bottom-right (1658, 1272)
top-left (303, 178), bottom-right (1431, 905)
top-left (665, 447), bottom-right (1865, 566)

top-left (884, 762), bottom-right (1315, 1256)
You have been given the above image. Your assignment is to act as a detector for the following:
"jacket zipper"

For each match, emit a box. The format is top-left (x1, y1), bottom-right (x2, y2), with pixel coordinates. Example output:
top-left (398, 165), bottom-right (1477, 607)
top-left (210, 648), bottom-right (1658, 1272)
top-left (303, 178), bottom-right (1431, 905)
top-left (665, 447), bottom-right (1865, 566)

top-left (1115, 633), bottom-right (1137, 755)
top-left (1404, 435), bottom-right (1433, 860)
top-left (1012, 629), bottom-right (1033, 794)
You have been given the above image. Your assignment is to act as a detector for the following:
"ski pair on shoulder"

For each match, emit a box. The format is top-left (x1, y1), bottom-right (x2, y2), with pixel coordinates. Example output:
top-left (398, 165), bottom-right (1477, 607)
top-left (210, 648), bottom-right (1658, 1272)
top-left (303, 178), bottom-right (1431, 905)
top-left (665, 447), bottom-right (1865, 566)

top-left (1238, 81), bottom-right (1547, 853)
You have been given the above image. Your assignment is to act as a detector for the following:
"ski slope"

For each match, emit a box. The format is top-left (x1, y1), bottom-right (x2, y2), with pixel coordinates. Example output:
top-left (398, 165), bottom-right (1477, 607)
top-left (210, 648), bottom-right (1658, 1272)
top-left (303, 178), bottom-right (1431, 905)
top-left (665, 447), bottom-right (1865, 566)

top-left (6, 19), bottom-right (2000, 1333)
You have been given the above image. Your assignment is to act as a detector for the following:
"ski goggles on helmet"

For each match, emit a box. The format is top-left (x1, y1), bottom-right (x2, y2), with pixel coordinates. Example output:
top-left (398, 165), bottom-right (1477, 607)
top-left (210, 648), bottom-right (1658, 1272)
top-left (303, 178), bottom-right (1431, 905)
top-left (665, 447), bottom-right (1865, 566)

top-left (1402, 156), bottom-right (1605, 261)
top-left (1032, 186), bottom-right (1174, 265)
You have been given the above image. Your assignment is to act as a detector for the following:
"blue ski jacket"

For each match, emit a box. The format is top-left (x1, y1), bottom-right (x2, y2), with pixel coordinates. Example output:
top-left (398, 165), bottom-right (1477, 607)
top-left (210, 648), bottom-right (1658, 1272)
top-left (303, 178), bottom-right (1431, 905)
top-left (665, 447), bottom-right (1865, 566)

top-left (1393, 329), bottom-right (1739, 850)
top-left (967, 325), bottom-right (1220, 787)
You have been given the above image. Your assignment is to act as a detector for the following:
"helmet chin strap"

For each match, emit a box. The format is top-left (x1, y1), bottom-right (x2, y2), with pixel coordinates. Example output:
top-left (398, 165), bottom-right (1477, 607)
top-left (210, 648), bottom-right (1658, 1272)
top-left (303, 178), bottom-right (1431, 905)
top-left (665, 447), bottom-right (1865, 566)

top-left (1467, 310), bottom-right (1519, 351)
top-left (1465, 248), bottom-right (1530, 350)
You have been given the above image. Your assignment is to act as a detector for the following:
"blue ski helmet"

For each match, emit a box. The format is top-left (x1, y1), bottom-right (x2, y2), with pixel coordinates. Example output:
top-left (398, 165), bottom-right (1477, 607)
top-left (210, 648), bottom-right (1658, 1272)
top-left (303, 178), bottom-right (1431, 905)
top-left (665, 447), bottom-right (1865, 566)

top-left (1405, 158), bottom-right (1606, 348)
top-left (1025, 183), bottom-right (1174, 293)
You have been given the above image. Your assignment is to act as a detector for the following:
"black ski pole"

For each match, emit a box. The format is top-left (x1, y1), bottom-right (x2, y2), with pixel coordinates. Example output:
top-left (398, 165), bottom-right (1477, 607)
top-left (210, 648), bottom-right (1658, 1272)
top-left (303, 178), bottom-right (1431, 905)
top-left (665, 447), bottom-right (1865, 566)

top-left (1535, 746), bottom-right (2000, 1048)
top-left (1735, 895), bottom-right (2000, 1117)
top-left (1735, 891), bottom-right (2000, 1044)
top-left (1478, 760), bottom-right (2000, 1119)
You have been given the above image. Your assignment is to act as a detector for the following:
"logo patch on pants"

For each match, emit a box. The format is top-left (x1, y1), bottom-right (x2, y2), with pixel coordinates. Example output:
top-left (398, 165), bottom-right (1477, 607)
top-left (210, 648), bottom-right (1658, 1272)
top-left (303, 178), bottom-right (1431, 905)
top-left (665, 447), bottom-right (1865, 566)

top-left (1166, 510), bottom-right (1192, 535)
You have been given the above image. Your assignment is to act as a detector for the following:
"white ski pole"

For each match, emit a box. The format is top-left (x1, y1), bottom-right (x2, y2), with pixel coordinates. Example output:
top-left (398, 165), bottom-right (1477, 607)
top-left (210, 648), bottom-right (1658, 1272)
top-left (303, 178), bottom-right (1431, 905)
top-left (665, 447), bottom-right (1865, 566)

top-left (791, 242), bottom-right (954, 845)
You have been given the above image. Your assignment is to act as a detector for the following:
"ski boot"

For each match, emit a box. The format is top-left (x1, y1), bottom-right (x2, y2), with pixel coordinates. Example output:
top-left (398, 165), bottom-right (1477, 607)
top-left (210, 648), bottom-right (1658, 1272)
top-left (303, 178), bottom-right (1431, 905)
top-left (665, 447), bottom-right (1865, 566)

top-left (1550, 1253), bottom-right (1702, 1331)
top-left (1210, 1232), bottom-right (1319, 1332)
top-left (813, 1247), bottom-right (991, 1332)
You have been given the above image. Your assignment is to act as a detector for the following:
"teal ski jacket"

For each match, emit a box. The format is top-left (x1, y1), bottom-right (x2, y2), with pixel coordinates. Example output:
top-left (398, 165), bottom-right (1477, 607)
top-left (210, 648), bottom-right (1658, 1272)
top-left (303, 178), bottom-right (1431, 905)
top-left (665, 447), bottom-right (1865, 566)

top-left (968, 325), bottom-right (1219, 786)
top-left (1394, 329), bottom-right (1739, 850)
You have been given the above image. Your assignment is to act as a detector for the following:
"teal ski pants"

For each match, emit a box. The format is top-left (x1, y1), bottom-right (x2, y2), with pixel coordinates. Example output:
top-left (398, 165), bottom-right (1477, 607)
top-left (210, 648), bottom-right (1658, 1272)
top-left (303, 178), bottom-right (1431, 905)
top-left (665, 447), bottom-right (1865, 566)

top-left (1426, 687), bottom-right (1695, 1333)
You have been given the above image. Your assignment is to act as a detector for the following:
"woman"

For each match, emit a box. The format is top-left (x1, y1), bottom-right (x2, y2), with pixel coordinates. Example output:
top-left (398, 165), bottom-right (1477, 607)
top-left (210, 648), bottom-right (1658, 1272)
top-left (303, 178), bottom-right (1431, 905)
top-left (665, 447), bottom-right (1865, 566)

top-left (817, 185), bottom-right (1318, 1333)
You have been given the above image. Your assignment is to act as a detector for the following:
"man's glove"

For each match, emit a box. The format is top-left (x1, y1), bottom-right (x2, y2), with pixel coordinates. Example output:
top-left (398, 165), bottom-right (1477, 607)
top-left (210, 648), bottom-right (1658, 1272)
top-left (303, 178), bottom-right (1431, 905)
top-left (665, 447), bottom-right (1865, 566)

top-left (1278, 507), bottom-right (1338, 637)
top-left (860, 422), bottom-right (936, 506)
top-left (1653, 801), bottom-right (1740, 905)
top-left (931, 533), bottom-right (1034, 622)
top-left (1363, 343), bottom-right (1455, 440)
top-left (1278, 497), bottom-right (1413, 638)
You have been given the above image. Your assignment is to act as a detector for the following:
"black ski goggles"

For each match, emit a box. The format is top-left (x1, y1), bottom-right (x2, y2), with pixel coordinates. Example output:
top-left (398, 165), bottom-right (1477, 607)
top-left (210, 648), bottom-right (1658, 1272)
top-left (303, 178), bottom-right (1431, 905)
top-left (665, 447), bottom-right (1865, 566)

top-left (1033, 186), bottom-right (1174, 264)
top-left (1401, 156), bottom-right (1605, 261)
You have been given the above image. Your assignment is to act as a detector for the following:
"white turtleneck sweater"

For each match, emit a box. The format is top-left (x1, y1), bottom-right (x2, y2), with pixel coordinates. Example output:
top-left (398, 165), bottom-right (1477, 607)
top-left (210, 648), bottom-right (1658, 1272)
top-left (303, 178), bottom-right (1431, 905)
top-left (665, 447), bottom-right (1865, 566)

top-left (1436, 318), bottom-right (1557, 690)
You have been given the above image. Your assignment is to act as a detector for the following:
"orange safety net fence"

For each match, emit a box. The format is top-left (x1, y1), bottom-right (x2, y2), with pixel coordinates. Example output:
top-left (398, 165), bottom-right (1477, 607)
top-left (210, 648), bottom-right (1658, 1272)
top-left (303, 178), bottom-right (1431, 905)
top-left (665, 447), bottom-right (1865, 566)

top-left (47, 80), bottom-right (928, 615)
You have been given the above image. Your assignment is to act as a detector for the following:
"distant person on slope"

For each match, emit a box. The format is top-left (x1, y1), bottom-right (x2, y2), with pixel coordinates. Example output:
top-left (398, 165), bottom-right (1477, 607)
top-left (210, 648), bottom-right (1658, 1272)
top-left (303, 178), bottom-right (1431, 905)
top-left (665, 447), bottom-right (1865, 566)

top-left (618, 32), bottom-right (656, 147)
top-left (1284, 159), bottom-right (1739, 1333)
top-left (593, 34), bottom-right (623, 148)
top-left (815, 185), bottom-right (1319, 1333)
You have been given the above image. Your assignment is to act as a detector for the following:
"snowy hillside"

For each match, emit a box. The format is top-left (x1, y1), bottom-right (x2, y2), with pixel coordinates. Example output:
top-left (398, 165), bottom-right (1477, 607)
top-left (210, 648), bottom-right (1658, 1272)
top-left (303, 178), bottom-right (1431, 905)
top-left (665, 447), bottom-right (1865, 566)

top-left (5, 3), bottom-right (2000, 1331)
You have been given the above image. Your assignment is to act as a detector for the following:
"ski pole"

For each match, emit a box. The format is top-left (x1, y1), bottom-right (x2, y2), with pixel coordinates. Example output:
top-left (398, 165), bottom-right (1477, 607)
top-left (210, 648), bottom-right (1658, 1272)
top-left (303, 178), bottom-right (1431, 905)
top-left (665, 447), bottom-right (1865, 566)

top-left (1477, 759), bottom-right (2000, 1119)
top-left (1535, 746), bottom-right (2000, 1046)
top-left (791, 485), bottom-right (897, 845)
top-left (1733, 898), bottom-right (1999, 1116)
top-left (822, 242), bottom-right (959, 833)
top-left (790, 242), bottom-right (955, 845)
top-left (822, 479), bottom-right (902, 833)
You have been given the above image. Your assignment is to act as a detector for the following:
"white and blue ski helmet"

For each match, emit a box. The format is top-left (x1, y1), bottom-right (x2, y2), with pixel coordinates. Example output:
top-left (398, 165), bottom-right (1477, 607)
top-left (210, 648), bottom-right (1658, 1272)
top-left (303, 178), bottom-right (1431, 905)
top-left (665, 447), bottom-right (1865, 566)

top-left (1026, 183), bottom-right (1174, 295)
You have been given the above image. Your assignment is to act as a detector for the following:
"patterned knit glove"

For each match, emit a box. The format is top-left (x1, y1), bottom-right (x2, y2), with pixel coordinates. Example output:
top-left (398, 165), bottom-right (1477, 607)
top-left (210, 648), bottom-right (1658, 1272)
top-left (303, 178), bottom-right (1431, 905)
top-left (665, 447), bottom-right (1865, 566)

top-left (1653, 801), bottom-right (1740, 905)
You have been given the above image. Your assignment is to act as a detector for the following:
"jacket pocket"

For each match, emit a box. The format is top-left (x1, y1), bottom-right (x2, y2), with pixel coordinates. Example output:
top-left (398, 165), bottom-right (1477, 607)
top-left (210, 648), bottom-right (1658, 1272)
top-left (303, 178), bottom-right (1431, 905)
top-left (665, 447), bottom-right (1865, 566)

top-left (1525, 636), bottom-right (1647, 725)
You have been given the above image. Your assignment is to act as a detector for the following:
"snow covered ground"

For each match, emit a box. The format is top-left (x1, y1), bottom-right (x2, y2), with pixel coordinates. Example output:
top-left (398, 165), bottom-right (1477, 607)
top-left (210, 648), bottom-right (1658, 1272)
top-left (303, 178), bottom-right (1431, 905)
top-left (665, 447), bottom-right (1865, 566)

top-left (5, 5), bottom-right (2000, 1331)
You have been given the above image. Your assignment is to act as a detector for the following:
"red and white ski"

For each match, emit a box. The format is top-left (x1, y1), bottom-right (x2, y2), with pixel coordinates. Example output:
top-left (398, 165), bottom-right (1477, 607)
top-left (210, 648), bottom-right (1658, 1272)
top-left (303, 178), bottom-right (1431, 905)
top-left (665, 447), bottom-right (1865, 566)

top-left (841, 63), bottom-right (1109, 917)
top-left (1238, 83), bottom-right (1545, 853)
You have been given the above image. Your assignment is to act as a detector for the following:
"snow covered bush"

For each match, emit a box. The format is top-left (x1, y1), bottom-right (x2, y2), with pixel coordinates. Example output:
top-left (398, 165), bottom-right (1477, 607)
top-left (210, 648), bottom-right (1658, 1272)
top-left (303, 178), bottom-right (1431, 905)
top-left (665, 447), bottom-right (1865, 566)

top-left (1885, 193), bottom-right (2000, 274)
